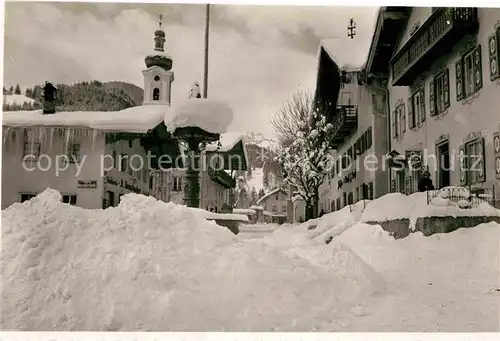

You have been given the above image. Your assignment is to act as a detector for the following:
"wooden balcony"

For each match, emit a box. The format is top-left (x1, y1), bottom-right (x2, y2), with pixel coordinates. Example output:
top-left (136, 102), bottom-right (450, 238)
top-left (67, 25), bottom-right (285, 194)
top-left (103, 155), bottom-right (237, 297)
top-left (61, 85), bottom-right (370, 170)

top-left (208, 167), bottom-right (236, 188)
top-left (331, 105), bottom-right (358, 147)
top-left (391, 7), bottom-right (479, 86)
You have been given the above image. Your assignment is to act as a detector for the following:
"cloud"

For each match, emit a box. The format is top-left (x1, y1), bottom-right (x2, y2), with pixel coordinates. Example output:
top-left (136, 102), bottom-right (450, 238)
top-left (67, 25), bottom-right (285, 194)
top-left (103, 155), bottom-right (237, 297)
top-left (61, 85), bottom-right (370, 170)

top-left (3, 2), bottom-right (377, 138)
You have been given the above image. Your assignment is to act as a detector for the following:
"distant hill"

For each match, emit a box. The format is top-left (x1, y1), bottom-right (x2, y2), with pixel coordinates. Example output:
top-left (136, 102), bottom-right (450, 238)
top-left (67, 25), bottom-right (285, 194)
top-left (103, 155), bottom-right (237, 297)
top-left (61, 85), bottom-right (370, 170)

top-left (104, 81), bottom-right (144, 105)
top-left (2, 81), bottom-right (144, 112)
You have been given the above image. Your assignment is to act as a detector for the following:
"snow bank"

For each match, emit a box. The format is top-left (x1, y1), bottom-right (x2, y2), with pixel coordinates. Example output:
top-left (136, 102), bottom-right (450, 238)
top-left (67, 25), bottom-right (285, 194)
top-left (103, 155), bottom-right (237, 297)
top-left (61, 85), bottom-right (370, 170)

top-left (188, 207), bottom-right (249, 222)
top-left (2, 105), bottom-right (167, 133)
top-left (360, 192), bottom-right (500, 229)
top-left (1, 189), bottom-right (381, 331)
top-left (165, 99), bottom-right (233, 134)
top-left (1, 189), bottom-right (236, 330)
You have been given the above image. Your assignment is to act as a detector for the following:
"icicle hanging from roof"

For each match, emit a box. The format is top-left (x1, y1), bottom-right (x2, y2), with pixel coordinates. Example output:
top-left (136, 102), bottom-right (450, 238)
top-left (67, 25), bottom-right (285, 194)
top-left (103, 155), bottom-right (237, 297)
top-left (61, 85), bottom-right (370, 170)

top-left (92, 129), bottom-right (98, 151)
top-left (3, 127), bottom-right (9, 146)
top-left (38, 127), bottom-right (45, 147)
top-left (49, 128), bottom-right (55, 150)
top-left (64, 128), bottom-right (73, 156)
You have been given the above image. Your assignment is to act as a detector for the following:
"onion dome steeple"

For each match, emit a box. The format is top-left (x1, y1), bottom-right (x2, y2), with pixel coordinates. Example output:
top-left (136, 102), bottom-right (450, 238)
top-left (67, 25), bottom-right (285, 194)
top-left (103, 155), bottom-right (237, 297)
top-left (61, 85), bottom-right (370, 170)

top-left (145, 14), bottom-right (172, 71)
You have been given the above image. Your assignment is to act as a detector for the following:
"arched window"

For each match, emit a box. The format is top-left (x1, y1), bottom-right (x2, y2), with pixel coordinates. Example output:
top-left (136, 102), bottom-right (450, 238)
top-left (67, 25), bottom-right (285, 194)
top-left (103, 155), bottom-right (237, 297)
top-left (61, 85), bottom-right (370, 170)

top-left (153, 88), bottom-right (160, 101)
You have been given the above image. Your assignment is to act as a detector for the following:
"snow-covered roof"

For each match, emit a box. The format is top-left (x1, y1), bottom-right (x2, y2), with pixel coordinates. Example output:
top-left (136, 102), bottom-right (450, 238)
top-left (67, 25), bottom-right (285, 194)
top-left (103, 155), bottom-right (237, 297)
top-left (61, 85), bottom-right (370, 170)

top-left (233, 208), bottom-right (257, 215)
top-left (3, 94), bottom-right (37, 106)
top-left (165, 99), bottom-right (234, 134)
top-left (256, 187), bottom-right (287, 205)
top-left (206, 132), bottom-right (245, 152)
top-left (249, 205), bottom-right (264, 210)
top-left (204, 132), bottom-right (249, 171)
top-left (1, 105), bottom-right (168, 133)
top-left (318, 38), bottom-right (371, 72)
top-left (146, 51), bottom-right (172, 60)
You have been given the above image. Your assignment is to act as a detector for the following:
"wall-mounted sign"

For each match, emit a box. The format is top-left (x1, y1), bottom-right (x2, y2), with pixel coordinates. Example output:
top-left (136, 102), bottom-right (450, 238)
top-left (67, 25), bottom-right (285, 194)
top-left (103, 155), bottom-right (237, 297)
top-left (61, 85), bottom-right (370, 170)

top-left (77, 180), bottom-right (97, 189)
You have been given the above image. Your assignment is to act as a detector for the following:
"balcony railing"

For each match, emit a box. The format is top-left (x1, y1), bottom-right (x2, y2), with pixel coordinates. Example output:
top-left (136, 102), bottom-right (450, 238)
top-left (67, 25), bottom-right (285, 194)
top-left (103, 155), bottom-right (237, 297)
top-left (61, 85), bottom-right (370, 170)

top-left (391, 7), bottom-right (478, 86)
top-left (208, 167), bottom-right (235, 188)
top-left (330, 104), bottom-right (358, 147)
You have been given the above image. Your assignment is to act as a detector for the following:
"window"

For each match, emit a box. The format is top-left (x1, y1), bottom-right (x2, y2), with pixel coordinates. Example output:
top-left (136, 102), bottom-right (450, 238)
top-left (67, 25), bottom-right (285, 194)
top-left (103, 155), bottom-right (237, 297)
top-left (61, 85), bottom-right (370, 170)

top-left (343, 192), bottom-right (347, 207)
top-left (456, 45), bottom-right (482, 101)
top-left (348, 192), bottom-right (354, 205)
top-left (152, 88), bottom-right (160, 101)
top-left (172, 176), bottom-right (182, 192)
top-left (281, 205), bottom-right (286, 212)
top-left (112, 150), bottom-right (117, 168)
top-left (408, 87), bottom-right (426, 128)
top-left (272, 205), bottom-right (277, 212)
top-left (23, 141), bottom-right (41, 161)
top-left (336, 198), bottom-right (341, 210)
top-left (488, 28), bottom-right (500, 81)
top-left (62, 194), bottom-right (77, 205)
top-left (430, 69), bottom-right (450, 116)
top-left (331, 200), bottom-right (336, 212)
top-left (20, 193), bottom-right (36, 202)
top-left (67, 143), bottom-right (81, 163)
top-left (120, 154), bottom-right (128, 172)
top-left (275, 194), bottom-right (279, 200)
top-left (459, 138), bottom-right (486, 186)
top-left (355, 187), bottom-right (359, 202)
top-left (392, 103), bottom-right (406, 138)
top-left (340, 92), bottom-right (352, 106)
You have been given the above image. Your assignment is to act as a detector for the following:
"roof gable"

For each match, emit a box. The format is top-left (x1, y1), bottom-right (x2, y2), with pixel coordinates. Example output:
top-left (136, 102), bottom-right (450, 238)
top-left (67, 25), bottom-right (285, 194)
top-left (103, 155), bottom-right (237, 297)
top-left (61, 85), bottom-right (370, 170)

top-left (256, 187), bottom-right (287, 205)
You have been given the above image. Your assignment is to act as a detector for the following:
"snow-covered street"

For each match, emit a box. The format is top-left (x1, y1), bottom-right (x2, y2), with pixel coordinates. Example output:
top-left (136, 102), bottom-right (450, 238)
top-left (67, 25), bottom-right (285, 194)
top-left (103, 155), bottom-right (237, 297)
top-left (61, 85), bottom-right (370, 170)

top-left (1, 189), bottom-right (499, 331)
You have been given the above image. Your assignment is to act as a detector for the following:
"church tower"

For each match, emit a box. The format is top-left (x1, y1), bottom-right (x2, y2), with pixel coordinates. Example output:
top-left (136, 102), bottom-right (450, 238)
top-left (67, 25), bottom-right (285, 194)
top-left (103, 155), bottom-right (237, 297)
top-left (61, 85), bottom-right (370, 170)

top-left (142, 15), bottom-right (174, 105)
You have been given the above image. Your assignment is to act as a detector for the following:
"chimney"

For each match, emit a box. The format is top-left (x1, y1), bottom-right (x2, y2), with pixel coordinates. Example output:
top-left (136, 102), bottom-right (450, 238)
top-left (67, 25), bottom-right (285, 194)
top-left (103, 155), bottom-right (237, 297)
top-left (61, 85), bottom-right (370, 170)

top-left (42, 81), bottom-right (58, 114)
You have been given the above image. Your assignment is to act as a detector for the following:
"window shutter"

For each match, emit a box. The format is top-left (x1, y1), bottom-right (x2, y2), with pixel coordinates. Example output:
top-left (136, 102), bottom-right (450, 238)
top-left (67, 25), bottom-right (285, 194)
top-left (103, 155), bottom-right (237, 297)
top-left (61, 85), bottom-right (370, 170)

top-left (443, 68), bottom-right (450, 109)
top-left (488, 31), bottom-right (499, 80)
top-left (419, 86), bottom-right (426, 122)
top-left (477, 138), bottom-right (486, 183)
top-left (473, 44), bottom-right (483, 92)
top-left (367, 127), bottom-right (372, 149)
top-left (459, 144), bottom-right (466, 185)
top-left (401, 104), bottom-right (406, 133)
top-left (429, 78), bottom-right (435, 116)
top-left (407, 96), bottom-right (414, 128)
top-left (455, 59), bottom-right (464, 101)
top-left (392, 110), bottom-right (397, 138)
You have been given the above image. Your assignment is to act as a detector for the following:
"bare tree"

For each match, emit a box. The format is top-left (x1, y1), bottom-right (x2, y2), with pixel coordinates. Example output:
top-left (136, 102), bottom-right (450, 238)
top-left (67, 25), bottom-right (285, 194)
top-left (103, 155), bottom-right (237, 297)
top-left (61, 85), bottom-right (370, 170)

top-left (270, 90), bottom-right (313, 149)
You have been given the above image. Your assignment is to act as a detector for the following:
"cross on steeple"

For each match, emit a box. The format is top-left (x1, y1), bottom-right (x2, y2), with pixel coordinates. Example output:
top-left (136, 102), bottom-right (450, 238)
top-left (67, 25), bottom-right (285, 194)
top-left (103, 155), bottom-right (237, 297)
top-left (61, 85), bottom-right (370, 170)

top-left (158, 14), bottom-right (163, 29)
top-left (347, 18), bottom-right (356, 39)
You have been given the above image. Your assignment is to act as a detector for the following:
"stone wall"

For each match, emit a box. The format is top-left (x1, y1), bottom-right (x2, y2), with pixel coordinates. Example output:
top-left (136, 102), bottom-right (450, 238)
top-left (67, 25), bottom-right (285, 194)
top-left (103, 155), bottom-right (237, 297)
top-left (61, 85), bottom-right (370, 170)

top-left (366, 216), bottom-right (500, 239)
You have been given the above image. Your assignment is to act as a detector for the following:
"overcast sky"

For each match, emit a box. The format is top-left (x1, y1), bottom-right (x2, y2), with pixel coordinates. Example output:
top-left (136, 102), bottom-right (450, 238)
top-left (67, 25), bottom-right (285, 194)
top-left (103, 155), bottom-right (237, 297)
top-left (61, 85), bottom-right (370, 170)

top-left (3, 2), bottom-right (378, 137)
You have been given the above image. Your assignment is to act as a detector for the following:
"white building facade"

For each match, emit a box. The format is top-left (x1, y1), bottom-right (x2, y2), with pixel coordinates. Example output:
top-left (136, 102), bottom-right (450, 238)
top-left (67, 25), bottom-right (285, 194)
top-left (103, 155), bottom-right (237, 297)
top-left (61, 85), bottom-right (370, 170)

top-left (315, 40), bottom-right (390, 214)
top-left (381, 8), bottom-right (500, 200)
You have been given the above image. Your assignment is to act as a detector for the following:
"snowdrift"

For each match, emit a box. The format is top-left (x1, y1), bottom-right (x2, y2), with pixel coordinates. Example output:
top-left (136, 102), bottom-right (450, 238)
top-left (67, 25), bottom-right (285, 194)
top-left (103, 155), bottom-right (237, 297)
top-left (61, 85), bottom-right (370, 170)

top-left (360, 192), bottom-right (500, 229)
top-left (1, 189), bottom-right (384, 331)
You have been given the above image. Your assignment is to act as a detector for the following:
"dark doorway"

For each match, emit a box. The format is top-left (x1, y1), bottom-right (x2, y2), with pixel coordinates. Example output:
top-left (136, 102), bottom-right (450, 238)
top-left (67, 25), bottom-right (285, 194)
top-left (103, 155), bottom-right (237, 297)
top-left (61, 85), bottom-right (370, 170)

top-left (437, 141), bottom-right (450, 189)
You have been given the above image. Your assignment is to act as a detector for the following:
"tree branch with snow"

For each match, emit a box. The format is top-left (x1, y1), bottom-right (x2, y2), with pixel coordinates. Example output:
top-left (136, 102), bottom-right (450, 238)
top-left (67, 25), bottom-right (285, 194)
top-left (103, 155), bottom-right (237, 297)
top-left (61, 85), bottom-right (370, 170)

top-left (273, 90), bottom-right (335, 220)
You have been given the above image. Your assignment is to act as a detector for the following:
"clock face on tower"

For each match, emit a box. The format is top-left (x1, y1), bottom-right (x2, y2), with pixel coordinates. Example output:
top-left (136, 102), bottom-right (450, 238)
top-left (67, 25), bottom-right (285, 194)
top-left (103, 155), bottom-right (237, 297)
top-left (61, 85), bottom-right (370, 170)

top-left (154, 75), bottom-right (161, 82)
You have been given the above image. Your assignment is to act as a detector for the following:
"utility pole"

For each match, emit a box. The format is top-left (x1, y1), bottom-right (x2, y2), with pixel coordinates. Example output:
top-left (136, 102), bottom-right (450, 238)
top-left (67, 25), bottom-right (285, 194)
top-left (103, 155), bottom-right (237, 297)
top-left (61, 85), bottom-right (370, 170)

top-left (203, 4), bottom-right (210, 98)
